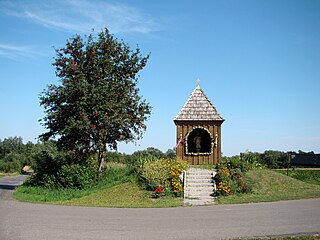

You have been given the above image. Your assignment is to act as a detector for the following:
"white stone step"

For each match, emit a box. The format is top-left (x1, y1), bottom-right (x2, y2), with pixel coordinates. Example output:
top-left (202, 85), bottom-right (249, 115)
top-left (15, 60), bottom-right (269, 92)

top-left (186, 182), bottom-right (213, 187)
top-left (184, 168), bottom-right (216, 206)
top-left (185, 192), bottom-right (214, 197)
top-left (186, 172), bottom-right (213, 177)
top-left (186, 188), bottom-right (214, 191)
top-left (186, 191), bottom-right (214, 195)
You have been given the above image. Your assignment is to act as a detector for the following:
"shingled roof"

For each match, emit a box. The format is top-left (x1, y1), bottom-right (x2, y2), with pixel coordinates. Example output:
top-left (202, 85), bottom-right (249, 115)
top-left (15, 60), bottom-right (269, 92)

top-left (174, 85), bottom-right (224, 122)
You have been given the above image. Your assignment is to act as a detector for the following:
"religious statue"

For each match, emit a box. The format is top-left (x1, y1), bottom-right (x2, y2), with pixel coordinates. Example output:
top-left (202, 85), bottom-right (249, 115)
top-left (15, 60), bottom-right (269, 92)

top-left (193, 131), bottom-right (202, 153)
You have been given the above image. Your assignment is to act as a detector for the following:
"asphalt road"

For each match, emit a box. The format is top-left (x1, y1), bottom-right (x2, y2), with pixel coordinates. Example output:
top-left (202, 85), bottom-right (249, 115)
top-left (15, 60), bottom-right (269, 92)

top-left (0, 175), bottom-right (29, 200)
top-left (1, 175), bottom-right (320, 240)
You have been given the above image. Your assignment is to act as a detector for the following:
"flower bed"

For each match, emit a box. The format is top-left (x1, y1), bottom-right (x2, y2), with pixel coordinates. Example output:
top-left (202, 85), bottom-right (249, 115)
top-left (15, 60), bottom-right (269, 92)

top-left (139, 158), bottom-right (189, 197)
top-left (214, 157), bottom-right (253, 196)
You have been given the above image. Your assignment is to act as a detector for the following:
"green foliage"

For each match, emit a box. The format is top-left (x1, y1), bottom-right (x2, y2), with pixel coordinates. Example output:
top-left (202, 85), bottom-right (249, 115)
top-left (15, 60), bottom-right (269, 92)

top-left (240, 151), bottom-right (264, 168)
top-left (27, 147), bottom-right (97, 189)
top-left (139, 158), bottom-right (189, 197)
top-left (214, 156), bottom-right (253, 196)
top-left (240, 150), bottom-right (290, 169)
top-left (0, 136), bottom-right (23, 158)
top-left (39, 28), bottom-right (151, 171)
top-left (164, 148), bottom-right (176, 159)
top-left (56, 164), bottom-right (95, 189)
top-left (127, 147), bottom-right (166, 166)
top-left (0, 136), bottom-right (53, 173)
top-left (262, 150), bottom-right (289, 169)
top-left (0, 153), bottom-right (24, 173)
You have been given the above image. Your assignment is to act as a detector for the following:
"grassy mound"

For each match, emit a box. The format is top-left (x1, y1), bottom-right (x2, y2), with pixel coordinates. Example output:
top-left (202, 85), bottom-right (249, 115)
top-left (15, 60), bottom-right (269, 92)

top-left (275, 170), bottom-right (320, 185)
top-left (217, 169), bottom-right (320, 204)
top-left (14, 180), bottom-right (183, 208)
top-left (61, 182), bottom-right (183, 208)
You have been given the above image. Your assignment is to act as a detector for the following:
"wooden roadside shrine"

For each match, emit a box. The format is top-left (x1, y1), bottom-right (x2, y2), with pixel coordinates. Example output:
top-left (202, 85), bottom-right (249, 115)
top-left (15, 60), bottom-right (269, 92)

top-left (174, 82), bottom-right (224, 165)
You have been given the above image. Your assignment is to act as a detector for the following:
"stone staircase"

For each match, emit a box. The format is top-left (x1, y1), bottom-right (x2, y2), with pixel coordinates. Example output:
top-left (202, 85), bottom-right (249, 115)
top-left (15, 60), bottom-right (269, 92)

top-left (184, 168), bottom-right (216, 206)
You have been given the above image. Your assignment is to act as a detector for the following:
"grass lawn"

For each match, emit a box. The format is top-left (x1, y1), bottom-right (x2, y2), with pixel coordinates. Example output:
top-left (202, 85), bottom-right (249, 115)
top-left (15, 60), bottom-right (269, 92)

top-left (275, 169), bottom-right (320, 185)
top-left (217, 169), bottom-right (320, 204)
top-left (61, 181), bottom-right (183, 208)
top-left (0, 172), bottom-right (18, 178)
top-left (14, 180), bottom-right (184, 208)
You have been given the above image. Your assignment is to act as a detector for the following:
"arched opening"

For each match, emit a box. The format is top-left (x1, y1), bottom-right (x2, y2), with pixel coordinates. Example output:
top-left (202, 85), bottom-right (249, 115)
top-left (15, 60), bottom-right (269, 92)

top-left (186, 127), bottom-right (212, 155)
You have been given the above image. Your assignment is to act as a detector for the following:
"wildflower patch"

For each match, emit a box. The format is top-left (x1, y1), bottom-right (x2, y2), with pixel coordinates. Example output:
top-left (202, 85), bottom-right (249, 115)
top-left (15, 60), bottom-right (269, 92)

top-left (139, 158), bottom-right (189, 197)
top-left (214, 157), bottom-right (253, 196)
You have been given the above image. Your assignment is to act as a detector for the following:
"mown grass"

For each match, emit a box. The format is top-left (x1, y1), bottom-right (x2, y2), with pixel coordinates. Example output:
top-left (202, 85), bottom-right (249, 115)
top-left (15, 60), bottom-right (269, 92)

top-left (275, 170), bottom-right (320, 185)
top-left (217, 169), bottom-right (320, 204)
top-left (61, 181), bottom-right (183, 208)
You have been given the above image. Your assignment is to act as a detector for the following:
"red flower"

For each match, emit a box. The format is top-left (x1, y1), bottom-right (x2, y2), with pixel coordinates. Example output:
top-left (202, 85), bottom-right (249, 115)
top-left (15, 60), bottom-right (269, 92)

top-left (154, 186), bottom-right (163, 193)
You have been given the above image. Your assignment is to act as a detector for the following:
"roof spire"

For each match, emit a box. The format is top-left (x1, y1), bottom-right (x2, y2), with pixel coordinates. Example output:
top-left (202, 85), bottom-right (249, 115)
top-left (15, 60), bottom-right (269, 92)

top-left (196, 79), bottom-right (201, 89)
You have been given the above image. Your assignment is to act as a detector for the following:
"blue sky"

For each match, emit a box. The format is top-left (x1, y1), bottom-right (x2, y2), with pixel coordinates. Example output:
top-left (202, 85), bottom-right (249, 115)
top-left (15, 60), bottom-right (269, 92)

top-left (0, 0), bottom-right (319, 156)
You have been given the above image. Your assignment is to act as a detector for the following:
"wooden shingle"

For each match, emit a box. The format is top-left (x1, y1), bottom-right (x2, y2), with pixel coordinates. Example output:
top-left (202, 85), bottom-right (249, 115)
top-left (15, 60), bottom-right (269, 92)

top-left (174, 86), bottom-right (224, 121)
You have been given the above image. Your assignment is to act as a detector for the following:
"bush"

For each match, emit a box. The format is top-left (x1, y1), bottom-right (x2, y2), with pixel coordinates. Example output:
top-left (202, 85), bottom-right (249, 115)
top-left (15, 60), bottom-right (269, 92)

top-left (214, 157), bottom-right (253, 196)
top-left (262, 150), bottom-right (289, 169)
top-left (56, 164), bottom-right (95, 189)
top-left (139, 158), bottom-right (189, 197)
top-left (27, 148), bottom-right (97, 189)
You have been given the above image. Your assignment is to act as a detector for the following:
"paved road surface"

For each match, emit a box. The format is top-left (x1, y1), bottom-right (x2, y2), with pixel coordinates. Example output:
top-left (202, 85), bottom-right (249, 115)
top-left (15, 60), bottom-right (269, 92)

top-left (0, 175), bottom-right (29, 200)
top-left (1, 175), bottom-right (320, 240)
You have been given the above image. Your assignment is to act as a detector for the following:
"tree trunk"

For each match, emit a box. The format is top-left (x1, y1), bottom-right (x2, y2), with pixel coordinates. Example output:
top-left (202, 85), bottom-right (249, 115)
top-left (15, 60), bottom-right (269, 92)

top-left (98, 142), bottom-right (107, 172)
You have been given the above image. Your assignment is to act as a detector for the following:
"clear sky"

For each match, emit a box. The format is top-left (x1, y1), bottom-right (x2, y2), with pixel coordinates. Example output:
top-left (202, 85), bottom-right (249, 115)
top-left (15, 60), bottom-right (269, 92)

top-left (0, 0), bottom-right (319, 156)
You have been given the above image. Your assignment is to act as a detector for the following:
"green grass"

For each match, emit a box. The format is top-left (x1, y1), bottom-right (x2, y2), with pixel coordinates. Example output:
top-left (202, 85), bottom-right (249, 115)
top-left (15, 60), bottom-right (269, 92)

top-left (61, 181), bottom-right (183, 208)
top-left (0, 172), bottom-right (19, 178)
top-left (0, 172), bottom-right (6, 178)
top-left (275, 170), bottom-right (320, 185)
top-left (14, 179), bottom-right (183, 208)
top-left (217, 169), bottom-right (320, 204)
top-left (14, 167), bottom-right (135, 203)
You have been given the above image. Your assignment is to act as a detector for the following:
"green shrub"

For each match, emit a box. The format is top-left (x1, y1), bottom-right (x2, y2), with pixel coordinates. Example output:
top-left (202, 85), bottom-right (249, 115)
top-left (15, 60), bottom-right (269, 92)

top-left (56, 164), bottom-right (95, 189)
top-left (27, 147), bottom-right (97, 189)
top-left (262, 150), bottom-right (289, 169)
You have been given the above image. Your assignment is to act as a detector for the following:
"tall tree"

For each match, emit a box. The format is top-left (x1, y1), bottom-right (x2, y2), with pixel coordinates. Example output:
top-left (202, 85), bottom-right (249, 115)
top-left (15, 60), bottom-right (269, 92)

top-left (40, 28), bottom-right (151, 171)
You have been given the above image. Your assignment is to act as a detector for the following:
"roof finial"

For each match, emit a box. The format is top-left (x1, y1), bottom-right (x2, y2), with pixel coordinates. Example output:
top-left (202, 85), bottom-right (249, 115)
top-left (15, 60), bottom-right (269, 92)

top-left (196, 79), bottom-right (201, 89)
